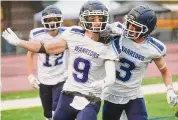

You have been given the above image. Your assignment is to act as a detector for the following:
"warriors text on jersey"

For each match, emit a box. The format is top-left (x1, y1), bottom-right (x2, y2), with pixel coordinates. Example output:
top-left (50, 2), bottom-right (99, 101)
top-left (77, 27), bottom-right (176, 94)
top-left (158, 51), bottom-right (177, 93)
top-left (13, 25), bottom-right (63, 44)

top-left (102, 22), bottom-right (166, 104)
top-left (60, 26), bottom-right (121, 97)
top-left (29, 27), bottom-right (68, 85)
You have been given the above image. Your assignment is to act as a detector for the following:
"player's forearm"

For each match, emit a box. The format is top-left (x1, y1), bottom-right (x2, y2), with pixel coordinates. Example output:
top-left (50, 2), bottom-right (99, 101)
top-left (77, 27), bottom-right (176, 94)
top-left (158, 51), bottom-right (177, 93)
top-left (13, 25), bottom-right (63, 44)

top-left (44, 39), bottom-right (66, 54)
top-left (160, 68), bottom-right (172, 87)
top-left (27, 51), bottom-right (34, 76)
top-left (154, 58), bottom-right (172, 86)
top-left (19, 40), bottom-right (41, 53)
top-left (104, 60), bottom-right (116, 86)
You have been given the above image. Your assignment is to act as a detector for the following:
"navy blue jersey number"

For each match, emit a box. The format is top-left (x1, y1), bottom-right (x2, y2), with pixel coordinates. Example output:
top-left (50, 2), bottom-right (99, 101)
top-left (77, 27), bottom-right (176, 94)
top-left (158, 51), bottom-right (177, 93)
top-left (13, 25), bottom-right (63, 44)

top-left (116, 58), bottom-right (135, 81)
top-left (43, 52), bottom-right (64, 67)
top-left (73, 57), bottom-right (91, 83)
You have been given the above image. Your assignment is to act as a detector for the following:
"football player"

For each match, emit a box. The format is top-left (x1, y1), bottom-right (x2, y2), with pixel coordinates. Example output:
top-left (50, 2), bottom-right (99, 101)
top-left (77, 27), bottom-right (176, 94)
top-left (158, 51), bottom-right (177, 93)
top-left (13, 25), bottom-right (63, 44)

top-left (27, 5), bottom-right (68, 120)
top-left (2, 1), bottom-right (121, 120)
top-left (101, 5), bottom-right (178, 120)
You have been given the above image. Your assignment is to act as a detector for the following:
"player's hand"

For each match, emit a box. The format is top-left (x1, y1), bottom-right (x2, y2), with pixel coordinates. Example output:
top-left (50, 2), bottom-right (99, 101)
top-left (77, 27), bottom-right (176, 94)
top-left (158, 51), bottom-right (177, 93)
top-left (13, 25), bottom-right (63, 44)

top-left (28, 74), bottom-right (40, 89)
top-left (99, 24), bottom-right (122, 44)
top-left (167, 89), bottom-right (178, 106)
top-left (2, 28), bottom-right (20, 46)
top-left (108, 23), bottom-right (122, 35)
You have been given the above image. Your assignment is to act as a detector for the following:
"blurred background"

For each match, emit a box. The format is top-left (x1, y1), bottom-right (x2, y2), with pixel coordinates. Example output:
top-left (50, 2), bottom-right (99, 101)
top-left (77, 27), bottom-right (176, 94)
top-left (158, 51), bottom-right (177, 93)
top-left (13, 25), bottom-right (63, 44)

top-left (1, 0), bottom-right (178, 55)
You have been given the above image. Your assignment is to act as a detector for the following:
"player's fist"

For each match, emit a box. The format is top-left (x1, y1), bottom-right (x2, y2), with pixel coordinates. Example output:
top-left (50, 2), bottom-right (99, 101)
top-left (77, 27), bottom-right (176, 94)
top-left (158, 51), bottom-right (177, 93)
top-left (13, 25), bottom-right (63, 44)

top-left (108, 23), bottom-right (122, 35)
top-left (2, 28), bottom-right (20, 46)
top-left (167, 89), bottom-right (178, 106)
top-left (28, 74), bottom-right (40, 89)
top-left (99, 24), bottom-right (122, 44)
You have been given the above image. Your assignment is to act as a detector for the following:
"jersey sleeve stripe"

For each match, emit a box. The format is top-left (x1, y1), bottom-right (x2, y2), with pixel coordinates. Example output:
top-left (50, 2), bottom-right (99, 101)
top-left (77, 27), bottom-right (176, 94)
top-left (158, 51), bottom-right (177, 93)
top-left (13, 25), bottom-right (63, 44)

top-left (149, 38), bottom-right (164, 52)
top-left (149, 42), bottom-right (162, 54)
top-left (112, 38), bottom-right (121, 56)
top-left (70, 28), bottom-right (84, 36)
top-left (33, 29), bottom-right (46, 36)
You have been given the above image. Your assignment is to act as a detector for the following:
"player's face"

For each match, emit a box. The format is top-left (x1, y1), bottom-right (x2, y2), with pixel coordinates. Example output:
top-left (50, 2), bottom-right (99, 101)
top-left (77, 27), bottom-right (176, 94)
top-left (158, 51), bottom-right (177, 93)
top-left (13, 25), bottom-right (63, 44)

top-left (87, 15), bottom-right (104, 31)
top-left (46, 17), bottom-right (58, 22)
top-left (127, 22), bottom-right (142, 40)
top-left (44, 17), bottom-right (59, 29)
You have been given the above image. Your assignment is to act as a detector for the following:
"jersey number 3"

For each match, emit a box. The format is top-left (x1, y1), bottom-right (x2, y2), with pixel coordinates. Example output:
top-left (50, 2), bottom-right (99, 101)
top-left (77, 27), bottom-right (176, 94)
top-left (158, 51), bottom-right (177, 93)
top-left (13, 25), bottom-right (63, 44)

top-left (116, 58), bottom-right (135, 82)
top-left (73, 57), bottom-right (90, 83)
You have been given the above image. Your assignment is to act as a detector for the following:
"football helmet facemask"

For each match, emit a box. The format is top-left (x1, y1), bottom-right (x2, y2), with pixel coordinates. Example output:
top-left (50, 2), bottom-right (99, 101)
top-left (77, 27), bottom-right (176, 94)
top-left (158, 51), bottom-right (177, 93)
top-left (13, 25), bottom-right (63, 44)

top-left (79, 1), bottom-right (109, 33)
top-left (41, 5), bottom-right (63, 30)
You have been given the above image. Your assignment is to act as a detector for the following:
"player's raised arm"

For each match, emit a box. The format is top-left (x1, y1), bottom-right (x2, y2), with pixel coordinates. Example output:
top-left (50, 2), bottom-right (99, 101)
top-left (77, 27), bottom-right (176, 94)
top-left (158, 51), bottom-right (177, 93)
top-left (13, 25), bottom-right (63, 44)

top-left (44, 38), bottom-right (66, 54)
top-left (2, 28), bottom-right (66, 54)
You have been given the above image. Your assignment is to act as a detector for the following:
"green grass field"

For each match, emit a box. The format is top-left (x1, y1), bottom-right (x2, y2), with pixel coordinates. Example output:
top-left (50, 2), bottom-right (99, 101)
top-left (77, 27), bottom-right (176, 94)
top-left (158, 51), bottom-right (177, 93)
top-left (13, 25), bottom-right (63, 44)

top-left (2, 93), bottom-right (178, 120)
top-left (2, 75), bottom-right (178, 101)
top-left (1, 90), bottom-right (39, 101)
top-left (142, 75), bottom-right (178, 86)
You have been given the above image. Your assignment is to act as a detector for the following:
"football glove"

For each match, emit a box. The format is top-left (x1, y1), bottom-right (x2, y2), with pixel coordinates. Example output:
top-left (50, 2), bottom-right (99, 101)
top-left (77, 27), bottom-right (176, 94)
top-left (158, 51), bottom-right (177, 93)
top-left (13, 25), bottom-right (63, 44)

top-left (166, 85), bottom-right (178, 106)
top-left (28, 74), bottom-right (40, 89)
top-left (99, 24), bottom-right (122, 44)
top-left (2, 28), bottom-right (20, 46)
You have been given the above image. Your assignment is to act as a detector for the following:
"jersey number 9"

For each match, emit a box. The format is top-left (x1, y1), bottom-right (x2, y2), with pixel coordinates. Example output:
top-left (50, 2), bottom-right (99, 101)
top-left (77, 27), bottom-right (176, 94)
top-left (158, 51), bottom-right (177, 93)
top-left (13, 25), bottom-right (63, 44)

top-left (73, 57), bottom-right (91, 83)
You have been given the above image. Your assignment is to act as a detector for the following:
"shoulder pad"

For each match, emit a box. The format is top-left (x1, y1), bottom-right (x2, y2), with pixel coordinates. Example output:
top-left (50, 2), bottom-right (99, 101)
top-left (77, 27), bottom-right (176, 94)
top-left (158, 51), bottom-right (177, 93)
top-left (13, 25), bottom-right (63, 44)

top-left (148, 36), bottom-right (166, 57)
top-left (31, 28), bottom-right (47, 36)
top-left (149, 37), bottom-right (164, 52)
top-left (70, 26), bottom-right (85, 35)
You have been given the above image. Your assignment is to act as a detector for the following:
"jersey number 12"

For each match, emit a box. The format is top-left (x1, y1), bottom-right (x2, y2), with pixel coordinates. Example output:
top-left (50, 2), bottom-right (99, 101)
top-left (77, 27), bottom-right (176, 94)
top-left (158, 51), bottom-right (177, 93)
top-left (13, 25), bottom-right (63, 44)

top-left (43, 52), bottom-right (64, 67)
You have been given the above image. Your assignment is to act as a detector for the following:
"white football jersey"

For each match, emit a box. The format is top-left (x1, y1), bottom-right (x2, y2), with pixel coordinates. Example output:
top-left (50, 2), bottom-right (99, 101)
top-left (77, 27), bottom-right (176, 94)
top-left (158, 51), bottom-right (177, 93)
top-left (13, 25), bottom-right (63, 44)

top-left (61, 26), bottom-right (121, 97)
top-left (103, 22), bottom-right (167, 104)
top-left (29, 27), bottom-right (68, 85)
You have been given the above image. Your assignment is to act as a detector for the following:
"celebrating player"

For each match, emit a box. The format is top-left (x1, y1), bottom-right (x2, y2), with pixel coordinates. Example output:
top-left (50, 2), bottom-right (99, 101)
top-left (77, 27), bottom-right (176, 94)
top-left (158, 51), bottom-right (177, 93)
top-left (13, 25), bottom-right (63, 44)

top-left (2, 1), bottom-right (121, 120)
top-left (27, 5), bottom-right (68, 120)
top-left (102, 5), bottom-right (178, 120)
